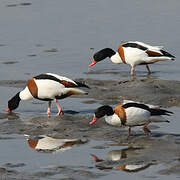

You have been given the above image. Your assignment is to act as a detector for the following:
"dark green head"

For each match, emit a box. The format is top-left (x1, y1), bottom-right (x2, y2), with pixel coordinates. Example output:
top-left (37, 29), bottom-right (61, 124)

top-left (89, 48), bottom-right (116, 67)
top-left (90, 105), bottom-right (114, 125)
top-left (6, 92), bottom-right (21, 112)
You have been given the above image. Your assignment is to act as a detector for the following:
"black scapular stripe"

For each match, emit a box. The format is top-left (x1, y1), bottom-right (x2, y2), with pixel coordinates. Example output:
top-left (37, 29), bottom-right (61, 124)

top-left (122, 103), bottom-right (150, 111)
top-left (34, 74), bottom-right (89, 88)
top-left (34, 74), bottom-right (61, 83)
top-left (122, 43), bottom-right (148, 51)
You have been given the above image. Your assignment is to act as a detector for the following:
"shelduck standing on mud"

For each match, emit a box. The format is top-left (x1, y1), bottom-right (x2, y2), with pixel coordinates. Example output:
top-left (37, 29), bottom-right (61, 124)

top-left (89, 101), bottom-right (173, 136)
top-left (89, 41), bottom-right (175, 76)
top-left (6, 73), bottom-right (89, 115)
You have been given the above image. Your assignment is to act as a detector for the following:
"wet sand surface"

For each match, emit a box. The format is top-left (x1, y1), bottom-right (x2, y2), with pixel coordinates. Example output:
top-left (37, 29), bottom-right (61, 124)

top-left (0, 77), bottom-right (180, 180)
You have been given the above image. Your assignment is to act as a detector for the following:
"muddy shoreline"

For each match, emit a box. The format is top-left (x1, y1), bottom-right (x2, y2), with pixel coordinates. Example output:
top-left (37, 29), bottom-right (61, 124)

top-left (1, 77), bottom-right (180, 137)
top-left (0, 77), bottom-right (180, 179)
top-left (84, 77), bottom-right (180, 107)
top-left (2, 77), bottom-right (180, 106)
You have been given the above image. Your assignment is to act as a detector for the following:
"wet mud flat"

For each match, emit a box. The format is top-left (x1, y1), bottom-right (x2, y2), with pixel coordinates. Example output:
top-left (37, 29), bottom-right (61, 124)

top-left (0, 77), bottom-right (180, 179)
top-left (84, 77), bottom-right (180, 107)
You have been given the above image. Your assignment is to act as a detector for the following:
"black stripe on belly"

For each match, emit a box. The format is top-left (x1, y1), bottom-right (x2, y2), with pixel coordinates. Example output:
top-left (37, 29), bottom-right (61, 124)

top-left (122, 43), bottom-right (148, 51)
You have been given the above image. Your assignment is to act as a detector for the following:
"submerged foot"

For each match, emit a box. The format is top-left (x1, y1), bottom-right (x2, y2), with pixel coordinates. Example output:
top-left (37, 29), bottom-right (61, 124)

top-left (143, 126), bottom-right (151, 137)
top-left (46, 111), bottom-right (51, 116)
top-left (57, 111), bottom-right (64, 116)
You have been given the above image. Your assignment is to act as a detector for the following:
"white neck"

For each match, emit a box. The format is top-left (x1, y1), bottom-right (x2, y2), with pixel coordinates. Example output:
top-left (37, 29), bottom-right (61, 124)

top-left (105, 114), bottom-right (122, 126)
top-left (19, 87), bottom-right (33, 100)
top-left (110, 52), bottom-right (123, 64)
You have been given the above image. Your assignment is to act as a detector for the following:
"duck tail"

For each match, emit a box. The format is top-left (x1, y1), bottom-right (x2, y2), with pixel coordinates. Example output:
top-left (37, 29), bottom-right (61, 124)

top-left (68, 88), bottom-right (88, 95)
top-left (150, 108), bottom-right (173, 116)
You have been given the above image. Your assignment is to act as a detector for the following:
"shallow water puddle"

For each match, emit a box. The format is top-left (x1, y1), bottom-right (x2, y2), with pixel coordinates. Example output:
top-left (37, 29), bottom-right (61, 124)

top-left (0, 134), bottom-right (87, 171)
top-left (156, 106), bottom-right (180, 135)
top-left (0, 88), bottom-right (180, 180)
top-left (0, 134), bottom-right (114, 178)
top-left (0, 134), bottom-right (179, 179)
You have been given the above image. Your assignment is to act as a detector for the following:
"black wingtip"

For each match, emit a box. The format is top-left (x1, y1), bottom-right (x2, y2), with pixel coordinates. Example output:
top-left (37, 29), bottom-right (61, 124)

top-left (150, 108), bottom-right (173, 116)
top-left (74, 81), bottom-right (90, 89)
top-left (160, 50), bottom-right (175, 58)
top-left (166, 110), bottom-right (174, 115)
top-left (163, 110), bottom-right (173, 116)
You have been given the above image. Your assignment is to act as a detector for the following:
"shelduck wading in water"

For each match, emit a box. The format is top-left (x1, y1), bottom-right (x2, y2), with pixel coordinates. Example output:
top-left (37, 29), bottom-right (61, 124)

top-left (6, 73), bottom-right (89, 116)
top-left (89, 101), bottom-right (173, 136)
top-left (89, 41), bottom-right (175, 76)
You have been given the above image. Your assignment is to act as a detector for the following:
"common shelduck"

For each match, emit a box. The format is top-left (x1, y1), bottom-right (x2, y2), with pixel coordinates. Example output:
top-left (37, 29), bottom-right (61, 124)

top-left (6, 73), bottom-right (89, 115)
top-left (89, 102), bottom-right (173, 136)
top-left (89, 41), bottom-right (175, 75)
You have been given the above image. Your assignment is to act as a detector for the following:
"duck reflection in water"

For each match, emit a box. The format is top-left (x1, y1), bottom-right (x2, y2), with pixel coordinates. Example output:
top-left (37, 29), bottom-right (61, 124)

top-left (90, 147), bottom-right (154, 172)
top-left (25, 135), bottom-right (87, 153)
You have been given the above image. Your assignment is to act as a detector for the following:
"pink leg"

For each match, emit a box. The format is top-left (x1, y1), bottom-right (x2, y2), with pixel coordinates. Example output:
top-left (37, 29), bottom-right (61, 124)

top-left (47, 101), bottom-right (51, 116)
top-left (142, 120), bottom-right (151, 136)
top-left (54, 98), bottom-right (63, 116)
top-left (130, 66), bottom-right (135, 76)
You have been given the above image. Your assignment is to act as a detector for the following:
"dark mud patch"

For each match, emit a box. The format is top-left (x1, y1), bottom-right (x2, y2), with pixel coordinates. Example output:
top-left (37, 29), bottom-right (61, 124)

top-left (27, 54), bottom-right (37, 57)
top-left (2, 61), bottom-right (19, 65)
top-left (0, 80), bottom-right (26, 88)
top-left (0, 44), bottom-right (6, 47)
top-left (4, 163), bottom-right (26, 168)
top-left (43, 48), bottom-right (58, 53)
top-left (6, 4), bottom-right (18, 7)
top-left (19, 3), bottom-right (32, 6)
top-left (6, 3), bottom-right (32, 7)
